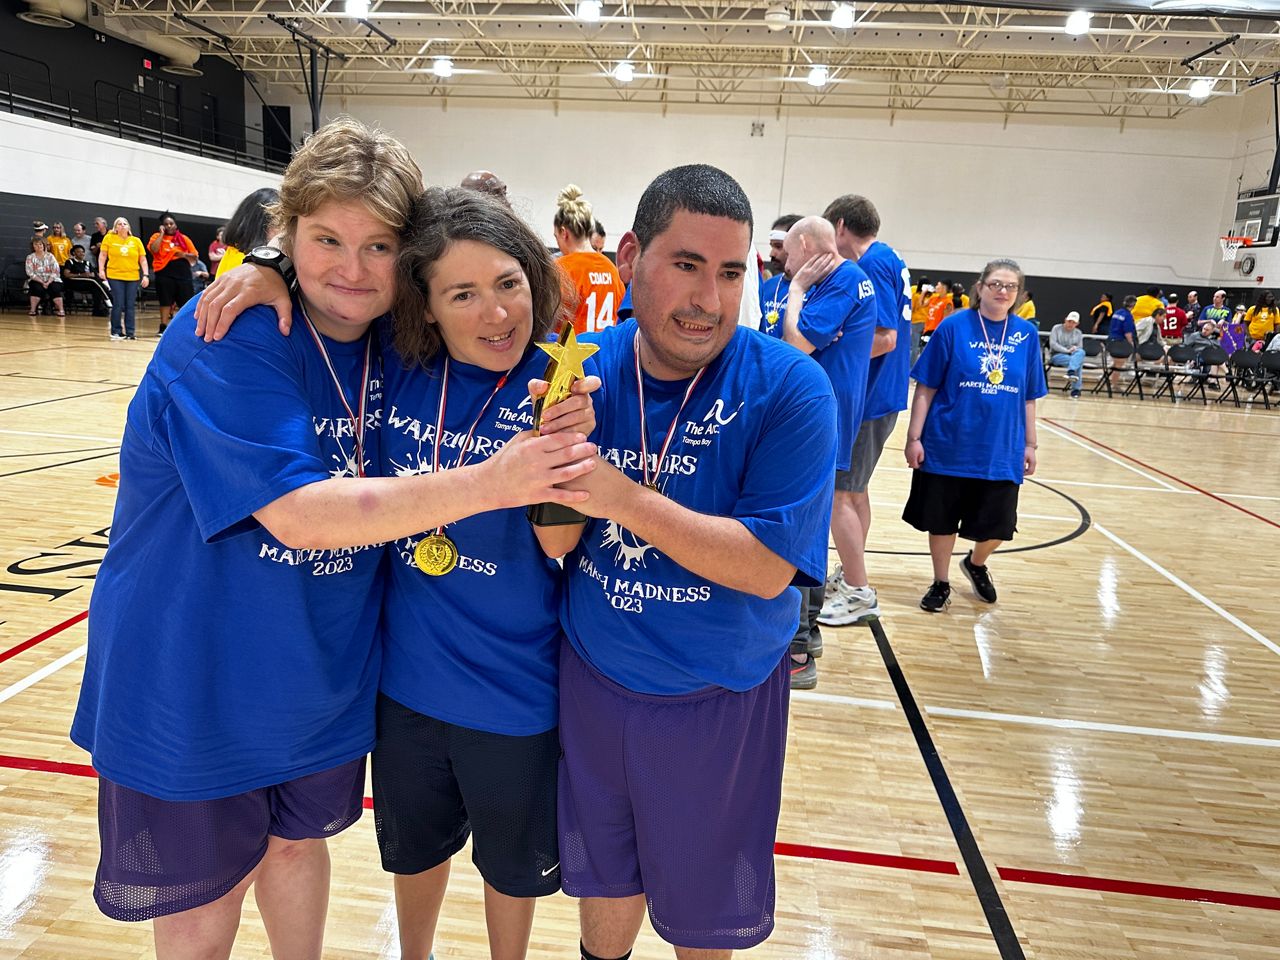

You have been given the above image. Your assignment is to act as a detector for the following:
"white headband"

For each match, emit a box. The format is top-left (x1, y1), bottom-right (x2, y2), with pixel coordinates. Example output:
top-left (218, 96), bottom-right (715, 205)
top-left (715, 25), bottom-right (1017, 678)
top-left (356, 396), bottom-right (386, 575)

top-left (768, 230), bottom-right (788, 242)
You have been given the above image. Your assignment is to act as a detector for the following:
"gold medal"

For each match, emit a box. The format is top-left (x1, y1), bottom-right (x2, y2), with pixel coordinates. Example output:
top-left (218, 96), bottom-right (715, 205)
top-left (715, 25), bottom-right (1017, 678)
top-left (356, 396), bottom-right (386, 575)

top-left (414, 533), bottom-right (458, 576)
top-left (987, 368), bottom-right (1004, 385)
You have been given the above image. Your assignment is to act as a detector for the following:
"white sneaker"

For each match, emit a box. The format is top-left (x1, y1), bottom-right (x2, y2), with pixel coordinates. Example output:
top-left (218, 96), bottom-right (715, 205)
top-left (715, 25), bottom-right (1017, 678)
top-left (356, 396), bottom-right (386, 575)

top-left (817, 583), bottom-right (880, 626)
top-left (824, 564), bottom-right (844, 598)
top-left (109, 333), bottom-right (124, 341)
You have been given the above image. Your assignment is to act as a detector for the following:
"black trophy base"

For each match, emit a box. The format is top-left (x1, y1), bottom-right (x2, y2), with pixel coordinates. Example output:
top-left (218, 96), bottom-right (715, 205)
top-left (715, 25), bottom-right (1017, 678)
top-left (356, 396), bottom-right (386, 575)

top-left (527, 502), bottom-right (588, 527)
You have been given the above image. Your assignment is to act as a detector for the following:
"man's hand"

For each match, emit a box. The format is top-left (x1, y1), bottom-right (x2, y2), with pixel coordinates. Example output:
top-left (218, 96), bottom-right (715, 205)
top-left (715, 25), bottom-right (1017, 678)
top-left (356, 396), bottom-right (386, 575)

top-left (1024, 446), bottom-right (1037, 476)
top-left (530, 375), bottom-right (601, 438)
top-left (789, 252), bottom-right (837, 295)
top-left (194, 264), bottom-right (292, 342)
top-left (555, 454), bottom-right (639, 520)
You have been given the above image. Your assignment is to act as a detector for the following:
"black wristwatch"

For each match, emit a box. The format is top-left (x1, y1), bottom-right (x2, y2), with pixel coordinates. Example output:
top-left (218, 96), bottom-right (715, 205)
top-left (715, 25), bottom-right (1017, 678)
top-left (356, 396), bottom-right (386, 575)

top-left (244, 245), bottom-right (298, 294)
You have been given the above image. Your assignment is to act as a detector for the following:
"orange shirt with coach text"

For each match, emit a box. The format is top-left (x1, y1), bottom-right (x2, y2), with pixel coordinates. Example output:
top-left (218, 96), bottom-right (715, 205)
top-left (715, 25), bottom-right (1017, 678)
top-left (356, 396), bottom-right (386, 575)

top-left (558, 251), bottom-right (626, 335)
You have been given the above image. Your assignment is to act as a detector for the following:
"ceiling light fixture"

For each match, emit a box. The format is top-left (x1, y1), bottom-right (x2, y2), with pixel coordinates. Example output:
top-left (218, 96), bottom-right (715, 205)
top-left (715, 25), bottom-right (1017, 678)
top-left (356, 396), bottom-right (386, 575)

top-left (1188, 77), bottom-right (1216, 99)
top-left (614, 61), bottom-right (635, 83)
top-left (831, 3), bottom-right (854, 29)
top-left (764, 4), bottom-right (790, 32)
top-left (1064, 10), bottom-right (1092, 36)
top-left (807, 64), bottom-right (829, 87)
top-left (432, 57), bottom-right (454, 78)
top-left (576, 0), bottom-right (602, 22)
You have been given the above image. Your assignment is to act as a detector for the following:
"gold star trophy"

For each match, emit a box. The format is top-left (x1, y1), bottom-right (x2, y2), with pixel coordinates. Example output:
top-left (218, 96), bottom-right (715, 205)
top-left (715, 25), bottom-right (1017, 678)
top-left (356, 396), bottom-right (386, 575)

top-left (527, 319), bottom-right (600, 526)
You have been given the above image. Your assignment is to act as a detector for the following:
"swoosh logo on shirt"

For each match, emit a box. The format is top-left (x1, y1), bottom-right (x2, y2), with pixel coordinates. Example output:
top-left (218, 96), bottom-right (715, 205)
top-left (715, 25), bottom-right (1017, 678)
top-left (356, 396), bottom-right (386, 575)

top-left (541, 863), bottom-right (560, 877)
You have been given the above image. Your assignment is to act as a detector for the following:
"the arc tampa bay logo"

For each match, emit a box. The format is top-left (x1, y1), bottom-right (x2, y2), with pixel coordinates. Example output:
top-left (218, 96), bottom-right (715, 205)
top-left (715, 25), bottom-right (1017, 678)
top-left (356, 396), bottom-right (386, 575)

top-left (601, 520), bottom-right (657, 570)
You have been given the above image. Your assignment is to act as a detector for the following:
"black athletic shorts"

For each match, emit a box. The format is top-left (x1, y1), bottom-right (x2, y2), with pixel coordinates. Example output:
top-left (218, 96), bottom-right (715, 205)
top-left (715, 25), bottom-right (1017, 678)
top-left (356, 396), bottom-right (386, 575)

top-left (154, 260), bottom-right (195, 308)
top-left (371, 693), bottom-right (561, 898)
top-left (901, 469), bottom-right (1020, 542)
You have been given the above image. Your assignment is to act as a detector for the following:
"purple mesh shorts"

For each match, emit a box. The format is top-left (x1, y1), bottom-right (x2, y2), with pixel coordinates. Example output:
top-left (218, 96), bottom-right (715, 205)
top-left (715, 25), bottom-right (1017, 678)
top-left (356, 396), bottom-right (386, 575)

top-left (557, 641), bottom-right (790, 950)
top-left (94, 756), bottom-right (366, 922)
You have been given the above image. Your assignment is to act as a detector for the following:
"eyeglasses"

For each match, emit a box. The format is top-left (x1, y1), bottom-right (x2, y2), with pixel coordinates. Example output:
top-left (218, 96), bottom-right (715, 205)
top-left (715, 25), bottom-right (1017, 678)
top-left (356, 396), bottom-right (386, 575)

top-left (982, 280), bottom-right (1020, 293)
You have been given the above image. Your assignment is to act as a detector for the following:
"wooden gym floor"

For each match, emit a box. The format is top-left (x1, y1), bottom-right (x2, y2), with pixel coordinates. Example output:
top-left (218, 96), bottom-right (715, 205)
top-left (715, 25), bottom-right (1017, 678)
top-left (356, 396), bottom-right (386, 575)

top-left (0, 307), bottom-right (1277, 959)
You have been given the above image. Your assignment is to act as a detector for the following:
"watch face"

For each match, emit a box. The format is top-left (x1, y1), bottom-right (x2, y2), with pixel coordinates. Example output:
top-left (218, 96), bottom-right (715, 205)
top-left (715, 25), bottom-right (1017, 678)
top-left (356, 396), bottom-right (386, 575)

top-left (250, 246), bottom-right (281, 261)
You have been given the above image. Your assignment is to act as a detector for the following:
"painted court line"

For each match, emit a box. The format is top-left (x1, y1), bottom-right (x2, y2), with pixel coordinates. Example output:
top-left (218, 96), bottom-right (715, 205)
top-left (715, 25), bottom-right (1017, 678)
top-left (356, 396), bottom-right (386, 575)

top-left (0, 645), bottom-right (87, 705)
top-left (878, 468), bottom-right (1280, 503)
top-left (0, 428), bottom-right (121, 443)
top-left (1038, 421), bottom-right (1178, 490)
top-left (0, 610), bottom-right (88, 665)
top-left (1093, 523), bottom-right (1280, 659)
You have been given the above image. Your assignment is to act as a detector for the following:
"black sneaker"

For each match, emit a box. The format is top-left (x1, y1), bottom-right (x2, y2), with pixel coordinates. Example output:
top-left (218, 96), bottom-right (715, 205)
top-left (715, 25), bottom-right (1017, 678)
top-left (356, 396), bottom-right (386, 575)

top-left (920, 580), bottom-right (951, 613)
top-left (961, 552), bottom-right (997, 603)
top-left (124, 334), bottom-right (137, 340)
top-left (806, 629), bottom-right (823, 659)
top-left (157, 323), bottom-right (167, 335)
top-left (789, 655), bottom-right (817, 690)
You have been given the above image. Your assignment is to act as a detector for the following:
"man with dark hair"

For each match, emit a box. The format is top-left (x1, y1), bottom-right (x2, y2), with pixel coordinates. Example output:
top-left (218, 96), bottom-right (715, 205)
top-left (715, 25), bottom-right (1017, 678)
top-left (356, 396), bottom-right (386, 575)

top-left (591, 219), bottom-right (606, 253)
top-left (557, 163), bottom-right (836, 960)
top-left (759, 214), bottom-right (803, 336)
top-left (818, 194), bottom-right (911, 629)
top-left (764, 212), bottom-right (802, 277)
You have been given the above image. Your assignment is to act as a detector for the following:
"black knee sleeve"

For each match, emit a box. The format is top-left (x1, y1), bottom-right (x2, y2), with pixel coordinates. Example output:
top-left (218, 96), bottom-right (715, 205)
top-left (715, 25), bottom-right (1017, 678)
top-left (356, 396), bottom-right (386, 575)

top-left (581, 942), bottom-right (632, 960)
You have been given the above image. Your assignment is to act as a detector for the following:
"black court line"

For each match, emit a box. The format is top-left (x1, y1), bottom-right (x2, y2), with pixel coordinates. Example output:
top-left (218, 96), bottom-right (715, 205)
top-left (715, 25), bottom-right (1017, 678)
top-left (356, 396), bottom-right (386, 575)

top-left (0, 385), bottom-right (134, 413)
top-left (0, 451), bottom-right (119, 479)
top-left (3, 372), bottom-right (137, 388)
top-left (0, 445), bottom-right (119, 459)
top-left (870, 617), bottom-right (1027, 960)
top-left (865, 478), bottom-right (1092, 557)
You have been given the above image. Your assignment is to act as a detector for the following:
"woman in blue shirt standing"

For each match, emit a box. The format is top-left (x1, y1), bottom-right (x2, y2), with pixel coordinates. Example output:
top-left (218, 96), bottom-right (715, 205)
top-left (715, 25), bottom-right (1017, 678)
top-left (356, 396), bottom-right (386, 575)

top-left (902, 258), bottom-right (1047, 613)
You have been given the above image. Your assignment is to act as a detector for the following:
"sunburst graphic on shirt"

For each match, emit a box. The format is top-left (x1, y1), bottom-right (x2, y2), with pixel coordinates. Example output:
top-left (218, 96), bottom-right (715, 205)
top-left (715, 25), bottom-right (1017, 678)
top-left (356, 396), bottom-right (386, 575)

top-left (601, 520), bottom-right (657, 571)
top-left (389, 440), bottom-right (432, 478)
top-left (978, 348), bottom-right (1003, 379)
top-left (328, 443), bottom-right (365, 479)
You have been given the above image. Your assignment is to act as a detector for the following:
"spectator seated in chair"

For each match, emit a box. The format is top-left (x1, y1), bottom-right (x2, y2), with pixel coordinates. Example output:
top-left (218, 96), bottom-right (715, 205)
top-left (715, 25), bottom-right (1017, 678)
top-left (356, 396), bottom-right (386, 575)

top-left (1048, 311), bottom-right (1085, 398)
top-left (61, 244), bottom-right (112, 316)
top-left (25, 236), bottom-right (64, 317)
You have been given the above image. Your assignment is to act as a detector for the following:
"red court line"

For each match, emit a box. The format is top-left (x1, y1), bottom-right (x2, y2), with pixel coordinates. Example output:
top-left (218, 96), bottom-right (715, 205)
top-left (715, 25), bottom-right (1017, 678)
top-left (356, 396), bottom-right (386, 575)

top-left (1042, 417), bottom-right (1280, 531)
top-left (0, 754), bottom-right (97, 778)
top-left (998, 866), bottom-right (1280, 912)
top-left (4, 751), bottom-right (1277, 913)
top-left (774, 841), bottom-right (959, 875)
top-left (0, 610), bottom-right (88, 666)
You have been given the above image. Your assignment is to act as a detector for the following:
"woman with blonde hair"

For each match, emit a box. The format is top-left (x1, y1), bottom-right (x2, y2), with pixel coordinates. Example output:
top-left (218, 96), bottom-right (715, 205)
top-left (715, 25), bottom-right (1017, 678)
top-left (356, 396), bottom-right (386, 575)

top-left (903, 258), bottom-right (1046, 613)
top-left (98, 217), bottom-right (149, 340)
top-left (25, 235), bottom-right (64, 317)
top-left (553, 183), bottom-right (625, 334)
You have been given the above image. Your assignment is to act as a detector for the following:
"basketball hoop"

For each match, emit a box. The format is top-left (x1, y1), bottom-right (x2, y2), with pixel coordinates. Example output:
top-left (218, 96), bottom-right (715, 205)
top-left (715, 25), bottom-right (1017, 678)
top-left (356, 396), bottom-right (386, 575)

top-left (1220, 236), bottom-right (1252, 261)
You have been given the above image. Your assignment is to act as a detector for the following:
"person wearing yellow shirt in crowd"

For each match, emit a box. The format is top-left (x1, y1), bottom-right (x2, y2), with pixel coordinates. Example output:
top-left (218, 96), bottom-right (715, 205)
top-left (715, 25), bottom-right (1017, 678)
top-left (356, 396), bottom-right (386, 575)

top-left (909, 277), bottom-right (931, 360)
top-left (1089, 292), bottom-right (1113, 334)
top-left (1133, 286), bottom-right (1163, 325)
top-left (98, 217), bottom-right (149, 341)
top-left (1245, 291), bottom-right (1277, 346)
top-left (46, 222), bottom-right (72, 265)
top-left (148, 213), bottom-right (199, 335)
top-left (1015, 290), bottom-right (1036, 321)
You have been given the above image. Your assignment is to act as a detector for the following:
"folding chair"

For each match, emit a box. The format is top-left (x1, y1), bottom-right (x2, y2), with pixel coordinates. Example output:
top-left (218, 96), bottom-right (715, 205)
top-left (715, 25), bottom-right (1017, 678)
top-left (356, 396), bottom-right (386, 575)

top-left (1092, 340), bottom-right (1132, 397)
top-left (1217, 350), bottom-right (1252, 408)
top-left (1184, 345), bottom-right (1228, 405)
top-left (1153, 343), bottom-right (1195, 402)
top-left (1123, 340), bottom-right (1166, 400)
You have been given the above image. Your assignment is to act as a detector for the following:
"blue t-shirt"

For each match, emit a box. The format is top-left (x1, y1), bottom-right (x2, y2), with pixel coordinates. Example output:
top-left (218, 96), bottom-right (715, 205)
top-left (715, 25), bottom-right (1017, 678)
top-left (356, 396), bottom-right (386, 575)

top-left (563, 320), bottom-right (836, 696)
top-left (758, 273), bottom-right (788, 339)
top-left (1109, 309), bottom-right (1136, 340)
top-left (379, 345), bottom-right (568, 736)
top-left (910, 309), bottom-right (1047, 484)
top-left (617, 284), bottom-right (633, 323)
top-left (858, 240), bottom-right (913, 421)
top-left (797, 259), bottom-right (878, 471)
top-left (71, 299), bottom-right (385, 801)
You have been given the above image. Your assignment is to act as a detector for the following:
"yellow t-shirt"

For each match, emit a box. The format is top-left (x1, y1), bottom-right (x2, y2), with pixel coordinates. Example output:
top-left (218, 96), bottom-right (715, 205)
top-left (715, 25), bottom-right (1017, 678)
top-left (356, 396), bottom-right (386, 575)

top-left (101, 234), bottom-right (147, 281)
top-left (1016, 300), bottom-right (1036, 320)
top-left (910, 287), bottom-right (930, 325)
top-left (1245, 305), bottom-right (1276, 339)
top-left (215, 246), bottom-right (246, 277)
top-left (47, 235), bottom-right (72, 265)
top-left (1133, 294), bottom-right (1162, 322)
top-left (960, 293), bottom-right (971, 309)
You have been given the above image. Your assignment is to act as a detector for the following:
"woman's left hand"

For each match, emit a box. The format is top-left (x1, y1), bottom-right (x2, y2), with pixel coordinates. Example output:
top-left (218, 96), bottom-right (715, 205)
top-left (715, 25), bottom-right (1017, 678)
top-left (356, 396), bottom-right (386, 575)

top-left (530, 375), bottom-right (601, 438)
top-left (141, 276), bottom-right (150, 289)
top-left (1024, 445), bottom-right (1037, 476)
